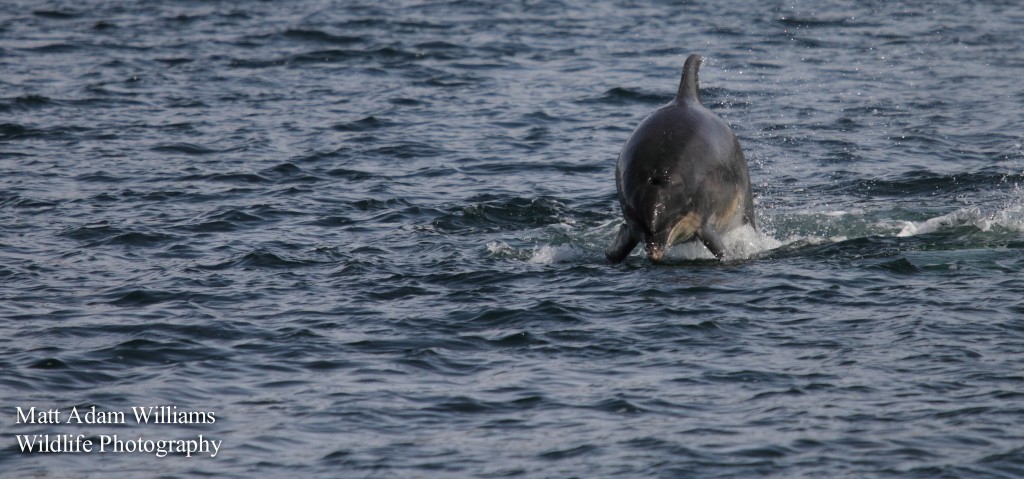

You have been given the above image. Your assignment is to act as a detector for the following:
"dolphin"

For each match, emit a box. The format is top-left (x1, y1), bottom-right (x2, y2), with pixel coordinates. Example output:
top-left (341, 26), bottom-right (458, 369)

top-left (606, 54), bottom-right (756, 263)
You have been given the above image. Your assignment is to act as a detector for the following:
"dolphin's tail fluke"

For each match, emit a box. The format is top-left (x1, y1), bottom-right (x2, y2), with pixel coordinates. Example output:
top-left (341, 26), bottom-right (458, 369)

top-left (676, 54), bottom-right (702, 104)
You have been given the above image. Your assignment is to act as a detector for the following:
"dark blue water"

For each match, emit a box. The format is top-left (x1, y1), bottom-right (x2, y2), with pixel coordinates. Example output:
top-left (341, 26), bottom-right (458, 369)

top-left (3, 1), bottom-right (1024, 477)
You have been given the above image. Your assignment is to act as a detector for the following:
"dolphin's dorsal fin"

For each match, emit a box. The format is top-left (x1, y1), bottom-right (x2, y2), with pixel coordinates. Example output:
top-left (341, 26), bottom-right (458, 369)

top-left (676, 54), bottom-right (702, 104)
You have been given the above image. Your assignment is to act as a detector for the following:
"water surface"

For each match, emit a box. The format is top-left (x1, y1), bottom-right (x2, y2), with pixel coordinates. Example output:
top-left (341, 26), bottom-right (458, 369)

top-left (2, 1), bottom-right (1024, 477)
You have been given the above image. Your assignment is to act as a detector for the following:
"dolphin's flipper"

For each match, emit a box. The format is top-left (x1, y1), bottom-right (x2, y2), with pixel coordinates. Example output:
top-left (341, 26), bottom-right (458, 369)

top-left (697, 224), bottom-right (726, 260)
top-left (605, 223), bottom-right (639, 263)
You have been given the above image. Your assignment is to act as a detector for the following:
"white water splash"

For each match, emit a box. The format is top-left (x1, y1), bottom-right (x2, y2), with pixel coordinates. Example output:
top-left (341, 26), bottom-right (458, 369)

top-left (529, 245), bottom-right (581, 264)
top-left (486, 241), bottom-right (582, 264)
top-left (486, 241), bottom-right (514, 256)
top-left (896, 203), bottom-right (1024, 237)
top-left (656, 224), bottom-right (788, 261)
top-left (508, 197), bottom-right (1024, 266)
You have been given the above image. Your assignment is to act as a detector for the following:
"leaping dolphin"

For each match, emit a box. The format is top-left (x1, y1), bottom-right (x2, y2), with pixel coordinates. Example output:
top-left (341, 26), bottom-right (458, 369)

top-left (606, 54), bottom-right (756, 263)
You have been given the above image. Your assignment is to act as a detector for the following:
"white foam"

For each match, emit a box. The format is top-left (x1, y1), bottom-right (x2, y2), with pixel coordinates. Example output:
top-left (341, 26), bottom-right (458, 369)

top-left (663, 224), bottom-right (784, 261)
top-left (723, 224), bottom-right (784, 259)
top-left (896, 204), bottom-right (1024, 237)
top-left (529, 244), bottom-right (580, 264)
top-left (486, 241), bottom-right (514, 255)
top-left (781, 234), bottom-right (847, 246)
top-left (991, 203), bottom-right (1024, 232)
top-left (486, 241), bottom-right (582, 264)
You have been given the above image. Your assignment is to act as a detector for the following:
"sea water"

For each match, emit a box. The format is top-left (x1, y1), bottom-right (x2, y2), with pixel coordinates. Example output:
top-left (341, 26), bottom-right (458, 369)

top-left (2, 1), bottom-right (1023, 477)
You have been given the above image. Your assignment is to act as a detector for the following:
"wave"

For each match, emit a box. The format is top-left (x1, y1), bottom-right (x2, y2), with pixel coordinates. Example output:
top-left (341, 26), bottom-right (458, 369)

top-left (280, 28), bottom-right (363, 45)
